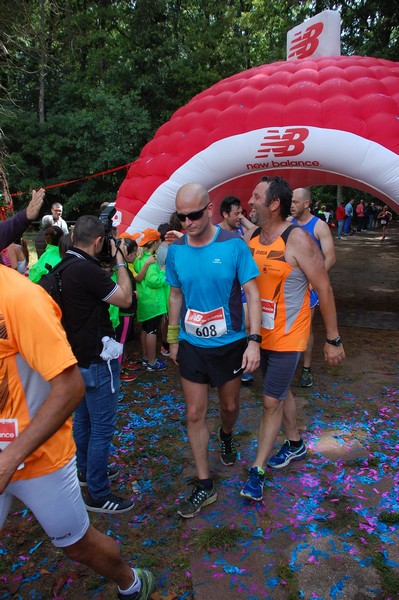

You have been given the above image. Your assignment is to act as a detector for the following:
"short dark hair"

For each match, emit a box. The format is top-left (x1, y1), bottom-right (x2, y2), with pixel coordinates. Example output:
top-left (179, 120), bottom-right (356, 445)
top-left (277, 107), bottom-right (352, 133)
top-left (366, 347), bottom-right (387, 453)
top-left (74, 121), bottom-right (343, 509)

top-left (219, 195), bottom-right (241, 217)
top-left (44, 225), bottom-right (64, 246)
top-left (73, 215), bottom-right (105, 246)
top-left (157, 223), bottom-right (173, 241)
top-left (265, 176), bottom-right (293, 219)
top-left (124, 238), bottom-right (138, 254)
top-left (169, 212), bottom-right (183, 231)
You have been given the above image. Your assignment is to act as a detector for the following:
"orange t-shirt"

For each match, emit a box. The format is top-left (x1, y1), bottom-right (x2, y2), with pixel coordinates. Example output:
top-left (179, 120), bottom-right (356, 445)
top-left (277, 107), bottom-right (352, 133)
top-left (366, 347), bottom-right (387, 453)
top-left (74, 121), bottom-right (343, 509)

top-left (249, 230), bottom-right (310, 352)
top-left (0, 267), bottom-right (77, 481)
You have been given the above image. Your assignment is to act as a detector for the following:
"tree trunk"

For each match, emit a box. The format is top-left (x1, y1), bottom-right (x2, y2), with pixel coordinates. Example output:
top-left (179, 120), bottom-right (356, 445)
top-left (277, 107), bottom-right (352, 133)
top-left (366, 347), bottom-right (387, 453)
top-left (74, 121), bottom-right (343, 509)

top-left (38, 0), bottom-right (46, 124)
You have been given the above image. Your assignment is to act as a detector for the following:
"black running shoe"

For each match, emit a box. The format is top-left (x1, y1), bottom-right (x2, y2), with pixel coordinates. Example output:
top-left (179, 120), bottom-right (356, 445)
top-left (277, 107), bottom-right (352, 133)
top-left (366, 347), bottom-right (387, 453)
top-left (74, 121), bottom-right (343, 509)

top-left (85, 492), bottom-right (134, 514)
top-left (177, 480), bottom-right (217, 518)
top-left (78, 464), bottom-right (120, 487)
top-left (218, 426), bottom-right (238, 465)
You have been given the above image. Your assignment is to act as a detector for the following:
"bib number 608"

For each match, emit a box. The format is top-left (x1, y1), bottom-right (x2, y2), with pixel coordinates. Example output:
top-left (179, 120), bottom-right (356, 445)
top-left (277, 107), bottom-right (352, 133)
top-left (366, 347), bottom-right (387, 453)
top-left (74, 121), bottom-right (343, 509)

top-left (196, 325), bottom-right (218, 337)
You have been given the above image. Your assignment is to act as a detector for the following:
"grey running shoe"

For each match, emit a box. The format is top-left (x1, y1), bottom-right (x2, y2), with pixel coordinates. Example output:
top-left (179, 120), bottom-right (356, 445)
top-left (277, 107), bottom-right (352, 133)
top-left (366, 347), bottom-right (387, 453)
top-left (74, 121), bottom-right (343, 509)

top-left (218, 426), bottom-right (238, 465)
top-left (299, 369), bottom-right (313, 387)
top-left (177, 480), bottom-right (217, 518)
top-left (117, 568), bottom-right (155, 599)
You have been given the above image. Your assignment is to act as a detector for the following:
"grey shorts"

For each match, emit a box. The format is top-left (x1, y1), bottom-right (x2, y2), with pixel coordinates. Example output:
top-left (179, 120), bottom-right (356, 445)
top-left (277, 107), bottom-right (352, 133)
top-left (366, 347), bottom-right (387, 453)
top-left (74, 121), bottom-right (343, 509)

top-left (177, 338), bottom-right (247, 388)
top-left (0, 456), bottom-right (89, 548)
top-left (261, 349), bottom-right (301, 400)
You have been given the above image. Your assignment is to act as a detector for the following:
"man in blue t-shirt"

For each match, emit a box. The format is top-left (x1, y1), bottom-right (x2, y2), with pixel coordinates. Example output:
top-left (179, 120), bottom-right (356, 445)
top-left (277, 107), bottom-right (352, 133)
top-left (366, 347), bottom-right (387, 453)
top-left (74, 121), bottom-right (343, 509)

top-left (166, 182), bottom-right (261, 518)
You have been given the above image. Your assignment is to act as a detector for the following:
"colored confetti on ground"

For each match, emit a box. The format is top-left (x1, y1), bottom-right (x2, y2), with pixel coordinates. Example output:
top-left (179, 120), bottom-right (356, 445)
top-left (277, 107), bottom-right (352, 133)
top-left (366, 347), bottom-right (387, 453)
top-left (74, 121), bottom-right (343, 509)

top-left (1, 326), bottom-right (398, 599)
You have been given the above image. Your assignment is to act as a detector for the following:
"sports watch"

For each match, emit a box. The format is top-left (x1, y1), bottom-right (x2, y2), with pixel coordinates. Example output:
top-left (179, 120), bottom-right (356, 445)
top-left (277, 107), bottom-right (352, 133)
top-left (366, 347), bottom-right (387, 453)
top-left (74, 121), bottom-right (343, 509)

top-left (248, 334), bottom-right (262, 343)
top-left (326, 336), bottom-right (342, 346)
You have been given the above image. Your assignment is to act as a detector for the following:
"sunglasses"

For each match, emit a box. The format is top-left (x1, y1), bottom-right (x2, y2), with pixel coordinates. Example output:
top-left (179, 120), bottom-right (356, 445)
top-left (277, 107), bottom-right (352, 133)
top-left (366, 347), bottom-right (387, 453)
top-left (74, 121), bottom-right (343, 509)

top-left (176, 203), bottom-right (210, 222)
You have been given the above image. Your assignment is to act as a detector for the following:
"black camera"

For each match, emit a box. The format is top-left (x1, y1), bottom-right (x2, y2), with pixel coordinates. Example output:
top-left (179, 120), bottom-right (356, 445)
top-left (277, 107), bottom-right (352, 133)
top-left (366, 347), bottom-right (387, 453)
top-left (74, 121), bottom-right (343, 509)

top-left (98, 204), bottom-right (120, 265)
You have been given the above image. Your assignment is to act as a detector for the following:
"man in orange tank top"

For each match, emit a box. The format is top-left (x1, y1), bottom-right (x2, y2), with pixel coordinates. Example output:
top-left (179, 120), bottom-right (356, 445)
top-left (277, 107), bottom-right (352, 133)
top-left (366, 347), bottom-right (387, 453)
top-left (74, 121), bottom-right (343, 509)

top-left (241, 176), bottom-right (345, 502)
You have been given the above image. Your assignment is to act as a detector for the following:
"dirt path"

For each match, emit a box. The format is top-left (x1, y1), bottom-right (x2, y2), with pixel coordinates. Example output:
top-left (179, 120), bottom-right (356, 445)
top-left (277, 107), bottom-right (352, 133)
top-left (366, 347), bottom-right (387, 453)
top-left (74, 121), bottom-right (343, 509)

top-left (0, 223), bottom-right (398, 600)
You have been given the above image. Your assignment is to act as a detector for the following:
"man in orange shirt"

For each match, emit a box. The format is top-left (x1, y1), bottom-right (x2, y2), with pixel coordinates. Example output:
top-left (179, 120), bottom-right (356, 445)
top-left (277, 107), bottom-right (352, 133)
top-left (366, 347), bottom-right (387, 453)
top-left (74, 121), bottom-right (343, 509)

top-left (0, 267), bottom-right (154, 600)
top-left (241, 176), bottom-right (345, 502)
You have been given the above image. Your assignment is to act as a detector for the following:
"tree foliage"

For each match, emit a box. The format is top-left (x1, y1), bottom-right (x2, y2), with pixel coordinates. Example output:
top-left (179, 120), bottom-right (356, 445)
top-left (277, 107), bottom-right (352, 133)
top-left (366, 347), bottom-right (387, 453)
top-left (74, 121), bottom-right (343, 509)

top-left (1, 0), bottom-right (398, 216)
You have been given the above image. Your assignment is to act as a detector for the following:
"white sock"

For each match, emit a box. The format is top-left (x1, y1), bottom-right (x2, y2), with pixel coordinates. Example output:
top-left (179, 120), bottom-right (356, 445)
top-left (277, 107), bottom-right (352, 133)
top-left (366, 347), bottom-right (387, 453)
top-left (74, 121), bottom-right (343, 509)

top-left (118, 568), bottom-right (142, 595)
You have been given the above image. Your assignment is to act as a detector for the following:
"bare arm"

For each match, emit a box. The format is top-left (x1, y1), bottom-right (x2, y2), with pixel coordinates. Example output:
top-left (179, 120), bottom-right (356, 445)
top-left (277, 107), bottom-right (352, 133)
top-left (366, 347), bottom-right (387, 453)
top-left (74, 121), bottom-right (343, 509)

top-left (241, 278), bottom-right (261, 373)
top-left (6, 245), bottom-right (18, 269)
top-left (286, 229), bottom-right (345, 366)
top-left (105, 247), bottom-right (132, 309)
top-left (239, 214), bottom-right (255, 232)
top-left (168, 285), bottom-right (183, 364)
top-left (0, 365), bottom-right (84, 493)
top-left (315, 219), bottom-right (336, 272)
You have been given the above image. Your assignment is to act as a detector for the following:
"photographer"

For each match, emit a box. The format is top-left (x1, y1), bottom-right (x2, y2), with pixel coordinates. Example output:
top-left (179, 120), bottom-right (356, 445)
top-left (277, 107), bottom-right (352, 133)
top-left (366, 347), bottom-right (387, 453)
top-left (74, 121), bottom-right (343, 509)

top-left (60, 215), bottom-right (134, 514)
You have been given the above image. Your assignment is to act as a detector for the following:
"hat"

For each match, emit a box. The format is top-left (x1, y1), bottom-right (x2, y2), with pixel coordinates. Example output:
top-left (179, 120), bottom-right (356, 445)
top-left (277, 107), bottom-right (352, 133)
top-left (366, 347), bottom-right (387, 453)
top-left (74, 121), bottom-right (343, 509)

top-left (118, 232), bottom-right (140, 241)
top-left (41, 215), bottom-right (53, 227)
top-left (137, 228), bottom-right (161, 246)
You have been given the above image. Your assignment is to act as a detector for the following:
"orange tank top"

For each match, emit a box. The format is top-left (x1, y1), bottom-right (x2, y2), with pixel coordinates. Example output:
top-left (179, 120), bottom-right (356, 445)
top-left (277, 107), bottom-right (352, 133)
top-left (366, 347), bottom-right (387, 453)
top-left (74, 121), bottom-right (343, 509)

top-left (249, 226), bottom-right (310, 351)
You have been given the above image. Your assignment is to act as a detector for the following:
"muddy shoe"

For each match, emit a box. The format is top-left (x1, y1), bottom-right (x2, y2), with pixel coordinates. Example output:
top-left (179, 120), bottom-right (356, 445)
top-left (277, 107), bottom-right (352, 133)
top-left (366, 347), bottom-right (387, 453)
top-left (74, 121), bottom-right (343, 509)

top-left (177, 480), bottom-right (217, 518)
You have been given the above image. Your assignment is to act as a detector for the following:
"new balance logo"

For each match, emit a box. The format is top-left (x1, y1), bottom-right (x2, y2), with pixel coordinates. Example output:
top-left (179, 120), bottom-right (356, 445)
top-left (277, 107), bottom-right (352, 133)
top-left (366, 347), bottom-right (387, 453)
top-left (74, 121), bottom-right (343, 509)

top-left (288, 22), bottom-right (324, 59)
top-left (256, 128), bottom-right (309, 158)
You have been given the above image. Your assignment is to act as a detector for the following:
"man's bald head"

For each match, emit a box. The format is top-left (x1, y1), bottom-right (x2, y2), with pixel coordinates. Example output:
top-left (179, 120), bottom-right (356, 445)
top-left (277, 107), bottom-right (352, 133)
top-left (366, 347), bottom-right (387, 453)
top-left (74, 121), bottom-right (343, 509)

top-left (291, 187), bottom-right (311, 219)
top-left (176, 183), bottom-right (209, 207)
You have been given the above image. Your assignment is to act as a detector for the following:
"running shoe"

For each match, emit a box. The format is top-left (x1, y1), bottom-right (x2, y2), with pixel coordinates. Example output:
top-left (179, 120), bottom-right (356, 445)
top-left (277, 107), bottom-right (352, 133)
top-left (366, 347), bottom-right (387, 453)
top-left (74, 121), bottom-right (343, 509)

top-left (160, 345), bottom-right (170, 357)
top-left (146, 358), bottom-right (167, 372)
top-left (267, 439), bottom-right (306, 469)
top-left (218, 426), bottom-right (238, 465)
top-left (117, 568), bottom-right (155, 600)
top-left (78, 465), bottom-right (120, 487)
top-left (122, 360), bottom-right (141, 372)
top-left (241, 372), bottom-right (254, 383)
top-left (299, 369), bottom-right (313, 387)
top-left (85, 492), bottom-right (134, 514)
top-left (240, 466), bottom-right (265, 501)
top-left (177, 480), bottom-right (217, 518)
top-left (120, 370), bottom-right (138, 382)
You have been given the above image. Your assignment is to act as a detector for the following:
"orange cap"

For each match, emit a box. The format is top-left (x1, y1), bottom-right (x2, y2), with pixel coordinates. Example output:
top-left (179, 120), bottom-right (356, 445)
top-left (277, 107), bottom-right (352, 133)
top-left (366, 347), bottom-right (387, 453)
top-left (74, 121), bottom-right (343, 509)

top-left (137, 228), bottom-right (161, 246)
top-left (118, 232), bottom-right (140, 241)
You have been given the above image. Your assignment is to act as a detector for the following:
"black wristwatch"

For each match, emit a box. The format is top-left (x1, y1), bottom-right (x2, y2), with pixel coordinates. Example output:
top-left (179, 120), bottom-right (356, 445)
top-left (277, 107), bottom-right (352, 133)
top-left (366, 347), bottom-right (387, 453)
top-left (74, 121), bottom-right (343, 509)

top-left (326, 336), bottom-right (342, 346)
top-left (248, 334), bottom-right (262, 343)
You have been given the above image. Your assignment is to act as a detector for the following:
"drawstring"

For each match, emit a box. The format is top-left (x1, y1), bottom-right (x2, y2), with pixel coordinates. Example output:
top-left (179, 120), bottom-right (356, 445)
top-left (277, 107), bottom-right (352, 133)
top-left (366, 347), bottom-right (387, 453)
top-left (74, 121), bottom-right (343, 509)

top-left (100, 336), bottom-right (123, 393)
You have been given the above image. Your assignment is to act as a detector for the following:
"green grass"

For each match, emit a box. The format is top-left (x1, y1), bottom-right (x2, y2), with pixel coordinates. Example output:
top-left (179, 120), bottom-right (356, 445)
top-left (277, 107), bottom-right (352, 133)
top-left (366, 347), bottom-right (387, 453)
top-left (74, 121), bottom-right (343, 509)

top-left (379, 512), bottom-right (399, 525)
top-left (276, 561), bottom-right (301, 599)
top-left (191, 525), bottom-right (249, 552)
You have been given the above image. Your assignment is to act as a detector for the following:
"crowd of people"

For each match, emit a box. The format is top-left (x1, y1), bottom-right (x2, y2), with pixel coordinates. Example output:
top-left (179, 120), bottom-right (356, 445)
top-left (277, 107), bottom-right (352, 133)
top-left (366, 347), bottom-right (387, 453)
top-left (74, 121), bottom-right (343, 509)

top-left (1, 179), bottom-right (396, 597)
top-left (334, 198), bottom-right (393, 239)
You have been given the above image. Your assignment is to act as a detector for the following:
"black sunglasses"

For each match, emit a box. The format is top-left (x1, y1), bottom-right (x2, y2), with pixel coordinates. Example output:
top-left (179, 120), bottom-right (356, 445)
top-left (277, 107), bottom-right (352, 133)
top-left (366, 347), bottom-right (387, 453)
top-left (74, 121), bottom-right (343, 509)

top-left (176, 203), bottom-right (210, 222)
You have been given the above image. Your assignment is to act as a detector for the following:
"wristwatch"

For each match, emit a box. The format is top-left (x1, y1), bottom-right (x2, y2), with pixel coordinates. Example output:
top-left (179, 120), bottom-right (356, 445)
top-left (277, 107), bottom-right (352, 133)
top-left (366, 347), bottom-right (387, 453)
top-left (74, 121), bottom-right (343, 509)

top-left (248, 334), bottom-right (262, 343)
top-left (326, 336), bottom-right (342, 346)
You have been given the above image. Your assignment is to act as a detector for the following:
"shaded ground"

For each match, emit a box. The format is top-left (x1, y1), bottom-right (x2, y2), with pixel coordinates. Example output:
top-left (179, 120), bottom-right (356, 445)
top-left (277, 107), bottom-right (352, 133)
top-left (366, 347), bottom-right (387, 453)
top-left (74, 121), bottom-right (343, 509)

top-left (0, 224), bottom-right (398, 600)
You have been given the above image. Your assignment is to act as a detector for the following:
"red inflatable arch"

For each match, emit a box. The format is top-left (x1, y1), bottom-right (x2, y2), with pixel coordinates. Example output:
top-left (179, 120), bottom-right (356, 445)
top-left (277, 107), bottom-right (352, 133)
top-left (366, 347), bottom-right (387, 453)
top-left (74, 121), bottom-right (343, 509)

top-left (115, 55), bottom-right (399, 232)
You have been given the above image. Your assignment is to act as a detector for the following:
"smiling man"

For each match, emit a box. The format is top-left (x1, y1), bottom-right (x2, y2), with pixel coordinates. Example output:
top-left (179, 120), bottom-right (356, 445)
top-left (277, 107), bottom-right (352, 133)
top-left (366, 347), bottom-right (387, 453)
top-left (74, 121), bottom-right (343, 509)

top-left (166, 182), bottom-right (261, 518)
top-left (241, 176), bottom-right (345, 503)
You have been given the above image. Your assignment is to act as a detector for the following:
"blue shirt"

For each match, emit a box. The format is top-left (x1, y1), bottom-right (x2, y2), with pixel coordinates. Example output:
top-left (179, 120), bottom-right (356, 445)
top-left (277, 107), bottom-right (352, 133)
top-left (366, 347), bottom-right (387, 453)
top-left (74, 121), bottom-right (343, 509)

top-left (166, 226), bottom-right (259, 347)
top-left (292, 216), bottom-right (322, 250)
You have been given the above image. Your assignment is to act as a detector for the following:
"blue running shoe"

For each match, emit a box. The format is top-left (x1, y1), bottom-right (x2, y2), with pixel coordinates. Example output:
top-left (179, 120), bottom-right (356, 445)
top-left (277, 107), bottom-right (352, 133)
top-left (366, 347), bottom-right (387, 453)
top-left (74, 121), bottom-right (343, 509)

top-left (267, 439), bottom-right (306, 469)
top-left (240, 466), bottom-right (265, 501)
top-left (241, 372), bottom-right (254, 383)
top-left (147, 358), bottom-right (167, 372)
